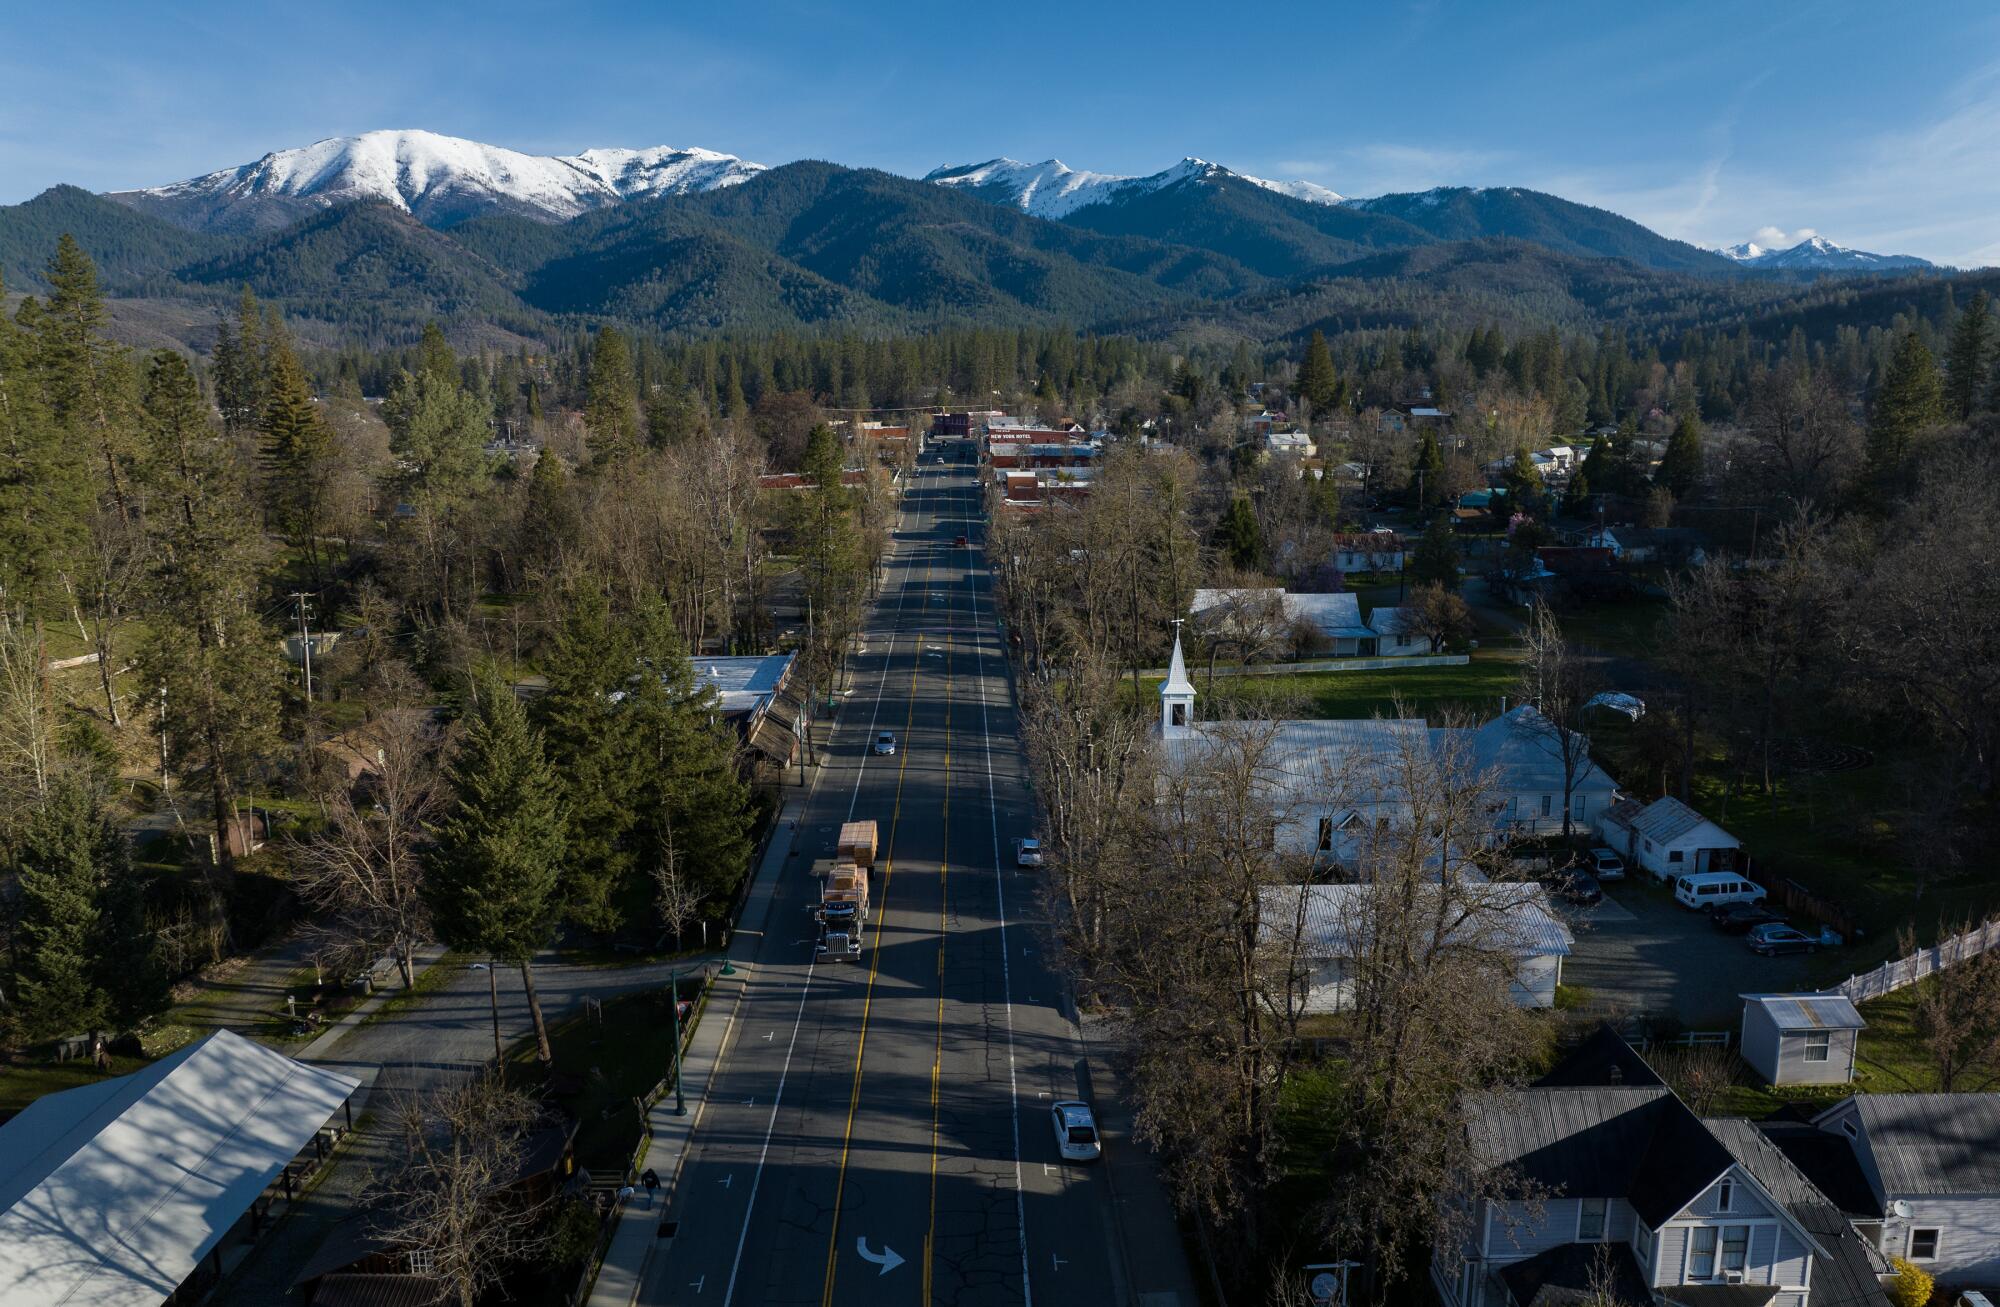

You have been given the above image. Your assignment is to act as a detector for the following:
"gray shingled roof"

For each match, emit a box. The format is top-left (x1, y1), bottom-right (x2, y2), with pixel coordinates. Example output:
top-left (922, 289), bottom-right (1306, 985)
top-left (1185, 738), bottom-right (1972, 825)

top-left (1851, 1094), bottom-right (2000, 1195)
top-left (1707, 1119), bottom-right (1886, 1307)
top-left (1465, 1085), bottom-right (1737, 1228)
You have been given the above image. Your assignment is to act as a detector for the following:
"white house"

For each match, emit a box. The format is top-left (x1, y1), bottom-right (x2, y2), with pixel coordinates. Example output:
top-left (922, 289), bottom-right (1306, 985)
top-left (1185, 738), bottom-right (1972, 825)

top-left (1332, 532), bottom-right (1406, 574)
top-left (1800, 1094), bottom-right (2000, 1287)
top-left (1739, 994), bottom-right (1866, 1087)
top-left (1369, 605), bottom-right (1426, 654)
top-left (1446, 706), bottom-right (1620, 835)
top-left (1596, 796), bottom-right (1745, 881)
top-left (1267, 881), bottom-right (1573, 1011)
top-left (1188, 588), bottom-right (1378, 656)
top-left (1263, 429), bottom-right (1316, 458)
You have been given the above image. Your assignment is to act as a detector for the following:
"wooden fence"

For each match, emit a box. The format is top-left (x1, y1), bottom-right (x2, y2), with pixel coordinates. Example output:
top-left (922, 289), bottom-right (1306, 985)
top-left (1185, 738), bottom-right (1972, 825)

top-left (1836, 917), bottom-right (2000, 1003)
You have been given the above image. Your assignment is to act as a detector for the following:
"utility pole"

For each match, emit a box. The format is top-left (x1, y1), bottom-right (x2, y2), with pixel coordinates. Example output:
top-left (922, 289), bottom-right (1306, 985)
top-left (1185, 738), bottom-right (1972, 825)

top-left (289, 592), bottom-right (315, 705)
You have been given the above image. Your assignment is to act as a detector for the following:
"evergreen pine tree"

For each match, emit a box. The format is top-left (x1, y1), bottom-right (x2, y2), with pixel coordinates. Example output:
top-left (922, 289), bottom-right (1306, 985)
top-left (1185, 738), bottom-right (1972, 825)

top-left (260, 328), bottom-right (337, 585)
top-left (10, 774), bottom-right (114, 1041)
top-left (1561, 469), bottom-right (1592, 518)
top-left (429, 666), bottom-right (566, 1063)
top-left (1945, 291), bottom-right (1993, 419)
top-left (1218, 496), bottom-right (1261, 570)
top-left (0, 276), bottom-right (87, 606)
top-left (383, 367), bottom-right (490, 509)
top-left (1408, 514), bottom-right (1460, 591)
top-left (1502, 447), bottom-right (1547, 517)
top-left (38, 236), bottom-right (135, 525)
top-left (1655, 413), bottom-right (1704, 498)
top-left (584, 326), bottom-right (640, 463)
top-left (625, 603), bottom-right (754, 904)
top-left (519, 448), bottom-right (581, 577)
top-left (1866, 332), bottom-right (1945, 495)
top-left (416, 321), bottom-right (458, 385)
top-left (211, 287), bottom-right (269, 438)
top-left (1411, 430), bottom-right (1446, 507)
top-left (531, 587), bottom-right (640, 931)
top-left (1298, 329), bottom-right (1341, 417)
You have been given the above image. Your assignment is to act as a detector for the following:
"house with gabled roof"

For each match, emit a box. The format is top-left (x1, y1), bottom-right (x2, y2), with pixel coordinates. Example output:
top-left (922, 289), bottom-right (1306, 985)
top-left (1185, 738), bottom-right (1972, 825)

top-left (1437, 1031), bottom-right (1844, 1307)
top-left (1597, 796), bottom-right (1744, 881)
top-left (1792, 1094), bottom-right (2000, 1287)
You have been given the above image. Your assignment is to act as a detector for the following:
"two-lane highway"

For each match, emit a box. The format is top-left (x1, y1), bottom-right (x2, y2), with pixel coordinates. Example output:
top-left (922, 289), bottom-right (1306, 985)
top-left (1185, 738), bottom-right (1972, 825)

top-left (644, 442), bottom-right (1121, 1306)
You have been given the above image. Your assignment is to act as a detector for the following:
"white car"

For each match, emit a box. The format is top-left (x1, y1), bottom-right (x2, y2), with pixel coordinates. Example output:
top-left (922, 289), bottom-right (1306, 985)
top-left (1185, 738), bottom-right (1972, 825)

top-left (872, 732), bottom-right (896, 756)
top-left (1015, 838), bottom-right (1043, 867)
top-left (1050, 1100), bottom-right (1101, 1162)
top-left (1587, 847), bottom-right (1626, 880)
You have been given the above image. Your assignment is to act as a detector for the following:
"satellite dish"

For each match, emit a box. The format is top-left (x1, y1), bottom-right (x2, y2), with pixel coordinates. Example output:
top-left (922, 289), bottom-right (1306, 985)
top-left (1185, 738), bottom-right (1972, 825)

top-left (1891, 1200), bottom-right (1914, 1218)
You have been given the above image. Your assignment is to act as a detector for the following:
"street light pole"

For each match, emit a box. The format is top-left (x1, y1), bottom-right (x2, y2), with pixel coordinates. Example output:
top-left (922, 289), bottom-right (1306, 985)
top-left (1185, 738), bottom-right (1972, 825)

top-left (669, 968), bottom-right (688, 1116)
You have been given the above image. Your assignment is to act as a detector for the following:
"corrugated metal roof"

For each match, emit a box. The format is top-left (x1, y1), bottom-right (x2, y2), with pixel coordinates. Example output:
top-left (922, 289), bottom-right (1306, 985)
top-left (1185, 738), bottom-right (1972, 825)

top-left (1851, 1093), bottom-right (2000, 1195)
top-left (1264, 882), bottom-right (1573, 958)
top-left (1707, 1119), bottom-right (1885, 1307)
top-left (1629, 795), bottom-right (1734, 847)
top-left (0, 1030), bottom-right (360, 1307)
top-left (1742, 992), bottom-right (1866, 1030)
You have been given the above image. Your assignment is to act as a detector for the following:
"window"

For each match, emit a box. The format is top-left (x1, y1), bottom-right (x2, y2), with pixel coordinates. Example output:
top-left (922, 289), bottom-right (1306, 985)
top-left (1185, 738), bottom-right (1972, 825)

top-left (1170, 703), bottom-right (1187, 727)
top-left (1541, 795), bottom-right (1553, 817)
top-left (1721, 1226), bottom-right (1749, 1272)
top-left (1909, 1228), bottom-right (1940, 1261)
top-left (408, 1249), bottom-right (437, 1276)
top-left (1318, 818), bottom-right (1334, 852)
top-left (1802, 1031), bottom-right (1832, 1063)
top-left (1577, 1198), bottom-right (1607, 1241)
top-left (1669, 849), bottom-right (1685, 863)
top-left (1690, 1227), bottom-right (1718, 1279)
top-left (1842, 1120), bottom-right (1859, 1139)
top-left (1634, 1224), bottom-right (1651, 1269)
top-left (1714, 1180), bottom-right (1734, 1212)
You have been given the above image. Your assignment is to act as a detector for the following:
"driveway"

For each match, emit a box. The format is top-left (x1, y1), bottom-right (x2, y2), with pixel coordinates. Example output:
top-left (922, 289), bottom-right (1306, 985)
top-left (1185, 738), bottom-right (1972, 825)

top-left (1564, 877), bottom-right (1818, 1029)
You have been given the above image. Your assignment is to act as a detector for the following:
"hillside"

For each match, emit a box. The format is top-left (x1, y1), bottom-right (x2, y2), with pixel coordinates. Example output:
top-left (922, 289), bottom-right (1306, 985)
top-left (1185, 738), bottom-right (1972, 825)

top-left (0, 186), bottom-right (230, 293)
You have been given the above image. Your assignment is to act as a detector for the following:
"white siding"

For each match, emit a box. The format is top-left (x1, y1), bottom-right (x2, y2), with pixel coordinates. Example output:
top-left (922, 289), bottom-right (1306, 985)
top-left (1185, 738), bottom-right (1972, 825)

top-left (1770, 1027), bottom-right (1859, 1086)
top-left (1740, 1002), bottom-right (1784, 1085)
top-left (1488, 1198), bottom-right (1582, 1261)
top-left (1606, 1201), bottom-right (1636, 1244)
top-left (1771, 1226), bottom-right (1812, 1288)
top-left (1677, 1171), bottom-right (1776, 1221)
top-left (1659, 1226), bottom-right (1690, 1285)
top-left (1882, 1195), bottom-right (2000, 1285)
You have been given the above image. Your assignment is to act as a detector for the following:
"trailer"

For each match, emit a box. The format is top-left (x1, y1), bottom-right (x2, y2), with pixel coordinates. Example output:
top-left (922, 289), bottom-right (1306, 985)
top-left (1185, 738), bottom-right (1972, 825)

top-left (837, 821), bottom-right (878, 870)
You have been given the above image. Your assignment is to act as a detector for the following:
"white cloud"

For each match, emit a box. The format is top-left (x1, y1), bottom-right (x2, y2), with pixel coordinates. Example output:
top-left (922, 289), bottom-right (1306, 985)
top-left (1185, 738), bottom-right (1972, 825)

top-left (1268, 144), bottom-right (1511, 197)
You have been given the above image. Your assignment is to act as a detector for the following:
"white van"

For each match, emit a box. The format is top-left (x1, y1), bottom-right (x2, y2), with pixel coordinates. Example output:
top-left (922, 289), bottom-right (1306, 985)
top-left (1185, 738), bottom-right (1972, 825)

top-left (1673, 872), bottom-right (1766, 911)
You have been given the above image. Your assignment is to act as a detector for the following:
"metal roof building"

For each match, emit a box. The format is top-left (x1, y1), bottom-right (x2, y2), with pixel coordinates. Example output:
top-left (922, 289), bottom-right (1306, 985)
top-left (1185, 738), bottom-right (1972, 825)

top-left (0, 1029), bottom-right (359, 1307)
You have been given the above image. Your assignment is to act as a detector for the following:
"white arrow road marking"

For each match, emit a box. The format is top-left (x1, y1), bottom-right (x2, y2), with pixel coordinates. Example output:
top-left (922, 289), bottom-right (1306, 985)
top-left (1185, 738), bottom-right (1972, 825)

top-left (855, 1237), bottom-right (905, 1276)
top-left (690, 1275), bottom-right (706, 1293)
top-left (1052, 1254), bottom-right (1067, 1272)
top-left (719, 1174), bottom-right (734, 1189)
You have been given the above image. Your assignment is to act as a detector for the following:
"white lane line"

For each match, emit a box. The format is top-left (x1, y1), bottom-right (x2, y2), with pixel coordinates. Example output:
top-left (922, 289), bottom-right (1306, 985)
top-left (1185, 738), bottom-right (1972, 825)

top-left (971, 528), bottom-right (1034, 1306)
top-left (722, 517), bottom-right (924, 1307)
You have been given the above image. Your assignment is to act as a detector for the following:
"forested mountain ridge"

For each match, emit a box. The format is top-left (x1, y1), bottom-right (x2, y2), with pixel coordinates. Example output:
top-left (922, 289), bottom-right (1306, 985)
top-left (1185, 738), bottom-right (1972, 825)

top-left (0, 158), bottom-right (1984, 354)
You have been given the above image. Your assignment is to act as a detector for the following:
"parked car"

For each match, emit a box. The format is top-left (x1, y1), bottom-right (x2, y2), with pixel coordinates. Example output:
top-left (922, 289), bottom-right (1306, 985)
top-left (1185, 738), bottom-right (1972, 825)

top-left (872, 731), bottom-right (897, 756)
top-left (1050, 1100), bottom-right (1102, 1162)
top-left (1587, 847), bottom-right (1627, 880)
top-left (1746, 922), bottom-right (1818, 956)
top-left (1546, 868), bottom-right (1603, 907)
top-left (1710, 902), bottom-right (1787, 934)
top-left (1673, 872), bottom-right (1766, 911)
top-left (953, 534), bottom-right (969, 548)
top-left (1015, 837), bottom-right (1043, 867)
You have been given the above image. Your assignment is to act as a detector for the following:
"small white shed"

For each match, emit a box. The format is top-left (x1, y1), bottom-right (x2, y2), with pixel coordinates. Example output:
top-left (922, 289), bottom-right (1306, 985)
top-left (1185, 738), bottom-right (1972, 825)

top-left (1595, 795), bottom-right (1744, 881)
top-left (1739, 992), bottom-right (1865, 1086)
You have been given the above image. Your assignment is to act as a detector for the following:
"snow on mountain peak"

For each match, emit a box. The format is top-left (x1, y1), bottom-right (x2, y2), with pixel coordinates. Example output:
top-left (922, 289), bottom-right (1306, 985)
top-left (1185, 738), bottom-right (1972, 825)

top-left (1718, 242), bottom-right (1766, 261)
top-left (1714, 232), bottom-right (1932, 271)
top-left (111, 129), bottom-right (766, 230)
top-left (924, 154), bottom-right (1341, 218)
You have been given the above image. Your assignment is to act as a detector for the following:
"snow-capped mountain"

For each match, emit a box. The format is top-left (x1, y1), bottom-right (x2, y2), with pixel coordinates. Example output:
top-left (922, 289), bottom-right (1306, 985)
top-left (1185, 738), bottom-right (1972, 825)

top-left (1717, 235), bottom-right (1931, 271)
top-left (106, 129), bottom-right (767, 233)
top-left (923, 156), bottom-right (1342, 219)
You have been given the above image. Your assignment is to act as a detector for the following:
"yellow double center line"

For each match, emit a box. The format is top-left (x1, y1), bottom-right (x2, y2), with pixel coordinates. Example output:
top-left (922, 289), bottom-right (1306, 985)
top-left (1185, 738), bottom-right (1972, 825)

top-left (819, 517), bottom-right (947, 1307)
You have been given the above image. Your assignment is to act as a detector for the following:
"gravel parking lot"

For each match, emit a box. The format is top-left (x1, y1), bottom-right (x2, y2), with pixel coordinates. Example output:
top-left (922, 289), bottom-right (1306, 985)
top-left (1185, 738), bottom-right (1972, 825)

top-left (1564, 876), bottom-right (1819, 1028)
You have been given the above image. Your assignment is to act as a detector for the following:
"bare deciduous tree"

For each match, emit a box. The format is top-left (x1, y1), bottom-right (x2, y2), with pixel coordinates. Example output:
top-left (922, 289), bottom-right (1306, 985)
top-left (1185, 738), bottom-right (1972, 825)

top-left (650, 816), bottom-right (703, 949)
top-left (377, 1077), bottom-right (551, 1307)
top-left (1400, 583), bottom-right (1474, 655)
top-left (1517, 600), bottom-right (1598, 838)
top-left (292, 705), bottom-right (450, 988)
top-left (1902, 920), bottom-right (2000, 1091)
top-left (1652, 1042), bottom-right (1738, 1115)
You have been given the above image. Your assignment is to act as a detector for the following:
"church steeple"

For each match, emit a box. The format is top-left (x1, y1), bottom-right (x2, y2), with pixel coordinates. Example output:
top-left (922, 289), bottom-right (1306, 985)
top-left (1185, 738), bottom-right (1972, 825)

top-left (1160, 621), bottom-right (1196, 738)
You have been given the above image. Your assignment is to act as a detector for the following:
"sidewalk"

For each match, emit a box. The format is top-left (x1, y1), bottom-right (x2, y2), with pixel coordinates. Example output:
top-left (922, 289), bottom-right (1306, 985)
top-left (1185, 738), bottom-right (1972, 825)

top-left (1077, 1009), bottom-right (1205, 1307)
top-left (586, 782), bottom-right (814, 1307)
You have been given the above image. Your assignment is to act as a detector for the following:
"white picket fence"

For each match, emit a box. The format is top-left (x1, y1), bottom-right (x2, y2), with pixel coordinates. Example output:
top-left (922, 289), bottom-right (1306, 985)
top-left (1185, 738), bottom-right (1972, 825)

top-left (1836, 918), bottom-right (2000, 1003)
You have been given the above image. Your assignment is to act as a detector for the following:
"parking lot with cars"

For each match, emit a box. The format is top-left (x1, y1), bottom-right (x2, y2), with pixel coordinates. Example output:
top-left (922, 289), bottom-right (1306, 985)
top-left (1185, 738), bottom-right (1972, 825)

top-left (1564, 875), bottom-right (1818, 1028)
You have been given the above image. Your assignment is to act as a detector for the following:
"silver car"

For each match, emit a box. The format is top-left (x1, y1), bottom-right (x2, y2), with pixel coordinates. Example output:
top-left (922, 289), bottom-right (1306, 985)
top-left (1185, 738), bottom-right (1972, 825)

top-left (1050, 1101), bottom-right (1101, 1162)
top-left (872, 732), bottom-right (896, 756)
top-left (1015, 838), bottom-right (1043, 867)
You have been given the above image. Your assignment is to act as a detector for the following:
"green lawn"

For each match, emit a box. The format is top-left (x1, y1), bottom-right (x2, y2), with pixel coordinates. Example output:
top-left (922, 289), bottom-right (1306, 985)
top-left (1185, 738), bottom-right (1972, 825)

top-left (1707, 978), bottom-right (1973, 1117)
top-left (506, 983), bottom-right (703, 1171)
top-left (1143, 650), bottom-right (1522, 721)
top-left (1555, 599), bottom-right (1668, 661)
top-left (0, 1055), bottom-right (150, 1115)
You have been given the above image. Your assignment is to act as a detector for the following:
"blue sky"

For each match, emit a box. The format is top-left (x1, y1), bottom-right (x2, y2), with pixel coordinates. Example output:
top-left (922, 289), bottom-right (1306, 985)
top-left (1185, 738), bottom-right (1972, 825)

top-left (3, 0), bottom-right (1997, 265)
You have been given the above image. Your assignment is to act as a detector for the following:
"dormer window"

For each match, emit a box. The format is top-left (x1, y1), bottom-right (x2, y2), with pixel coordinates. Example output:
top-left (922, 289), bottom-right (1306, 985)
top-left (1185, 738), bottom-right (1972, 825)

top-left (1718, 1179), bottom-right (1733, 1212)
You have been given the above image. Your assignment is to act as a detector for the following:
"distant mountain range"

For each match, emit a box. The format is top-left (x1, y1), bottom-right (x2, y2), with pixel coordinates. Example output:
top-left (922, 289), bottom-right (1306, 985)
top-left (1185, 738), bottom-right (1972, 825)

top-left (0, 130), bottom-right (1967, 349)
top-left (105, 129), bottom-right (766, 233)
top-left (1715, 234), bottom-right (1933, 271)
